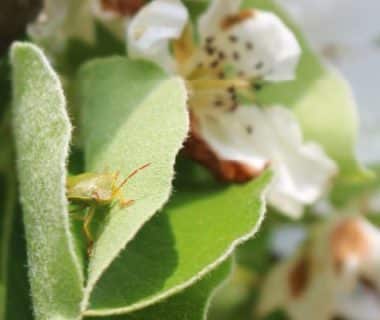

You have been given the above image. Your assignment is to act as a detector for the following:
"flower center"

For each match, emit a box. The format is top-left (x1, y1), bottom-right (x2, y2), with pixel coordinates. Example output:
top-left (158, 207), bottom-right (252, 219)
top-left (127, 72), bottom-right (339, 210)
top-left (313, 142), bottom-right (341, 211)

top-left (173, 25), bottom-right (256, 111)
top-left (187, 77), bottom-right (250, 112)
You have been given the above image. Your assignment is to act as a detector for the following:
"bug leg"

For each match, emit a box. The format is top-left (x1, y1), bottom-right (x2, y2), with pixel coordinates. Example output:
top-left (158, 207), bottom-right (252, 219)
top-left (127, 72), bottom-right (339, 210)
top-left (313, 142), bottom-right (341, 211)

top-left (83, 206), bottom-right (96, 256)
top-left (120, 199), bottom-right (135, 209)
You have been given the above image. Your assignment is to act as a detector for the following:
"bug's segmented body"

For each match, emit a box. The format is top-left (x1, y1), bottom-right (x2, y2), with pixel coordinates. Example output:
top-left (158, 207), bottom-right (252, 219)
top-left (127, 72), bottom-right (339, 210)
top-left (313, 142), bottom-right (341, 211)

top-left (67, 172), bottom-right (120, 207)
top-left (66, 163), bottom-right (150, 255)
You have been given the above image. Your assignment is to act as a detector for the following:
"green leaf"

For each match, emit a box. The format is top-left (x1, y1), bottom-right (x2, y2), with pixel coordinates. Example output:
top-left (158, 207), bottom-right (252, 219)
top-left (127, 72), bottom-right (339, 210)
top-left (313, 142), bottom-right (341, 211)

top-left (0, 173), bottom-right (16, 319)
top-left (83, 169), bottom-right (271, 316)
top-left (77, 57), bottom-right (189, 312)
top-left (11, 42), bottom-right (84, 320)
top-left (62, 22), bottom-right (125, 76)
top-left (243, 0), bottom-right (369, 182)
top-left (0, 56), bottom-right (11, 121)
top-left (330, 164), bottom-right (380, 208)
top-left (87, 259), bottom-right (232, 320)
top-left (5, 201), bottom-right (33, 320)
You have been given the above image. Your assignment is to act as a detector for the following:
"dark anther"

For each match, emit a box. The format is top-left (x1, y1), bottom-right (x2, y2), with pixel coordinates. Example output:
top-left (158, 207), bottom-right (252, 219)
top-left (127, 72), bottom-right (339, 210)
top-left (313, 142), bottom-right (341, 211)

top-left (246, 42), bottom-right (254, 50)
top-left (206, 46), bottom-right (215, 55)
top-left (255, 61), bottom-right (264, 70)
top-left (227, 86), bottom-right (235, 94)
top-left (210, 60), bottom-right (219, 68)
top-left (228, 102), bottom-right (239, 112)
top-left (230, 92), bottom-right (238, 101)
top-left (229, 35), bottom-right (238, 42)
top-left (214, 100), bottom-right (223, 107)
top-left (206, 36), bottom-right (215, 44)
top-left (246, 125), bottom-right (253, 134)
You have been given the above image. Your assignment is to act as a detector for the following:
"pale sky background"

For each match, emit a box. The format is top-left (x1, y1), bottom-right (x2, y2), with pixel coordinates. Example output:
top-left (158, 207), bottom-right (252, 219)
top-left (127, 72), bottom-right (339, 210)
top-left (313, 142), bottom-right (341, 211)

top-left (276, 0), bottom-right (380, 164)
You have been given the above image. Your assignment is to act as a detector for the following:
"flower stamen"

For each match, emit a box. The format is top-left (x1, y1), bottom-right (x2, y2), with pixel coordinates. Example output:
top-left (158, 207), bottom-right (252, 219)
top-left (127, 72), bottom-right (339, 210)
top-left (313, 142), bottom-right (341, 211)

top-left (188, 78), bottom-right (250, 91)
top-left (173, 24), bottom-right (196, 66)
top-left (221, 10), bottom-right (255, 30)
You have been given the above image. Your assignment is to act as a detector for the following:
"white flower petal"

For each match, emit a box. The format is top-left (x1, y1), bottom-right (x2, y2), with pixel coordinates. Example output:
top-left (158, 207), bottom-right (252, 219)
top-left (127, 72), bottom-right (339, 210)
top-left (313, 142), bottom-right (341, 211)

top-left (330, 218), bottom-right (380, 281)
top-left (197, 7), bottom-right (301, 81)
top-left (258, 260), bottom-right (291, 315)
top-left (28, 0), bottom-right (95, 56)
top-left (127, 0), bottom-right (188, 72)
top-left (259, 252), bottom-right (336, 320)
top-left (198, 0), bottom-right (242, 37)
top-left (260, 216), bottom-right (380, 320)
top-left (366, 190), bottom-right (380, 213)
top-left (192, 104), bottom-right (337, 217)
top-left (276, 0), bottom-right (380, 164)
top-left (336, 286), bottom-right (380, 320)
top-left (28, 0), bottom-right (67, 41)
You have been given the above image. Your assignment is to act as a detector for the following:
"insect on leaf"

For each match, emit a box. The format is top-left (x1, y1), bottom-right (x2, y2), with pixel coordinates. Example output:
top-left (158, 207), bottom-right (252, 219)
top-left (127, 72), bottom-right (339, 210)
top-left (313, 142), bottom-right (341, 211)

top-left (77, 57), bottom-right (189, 312)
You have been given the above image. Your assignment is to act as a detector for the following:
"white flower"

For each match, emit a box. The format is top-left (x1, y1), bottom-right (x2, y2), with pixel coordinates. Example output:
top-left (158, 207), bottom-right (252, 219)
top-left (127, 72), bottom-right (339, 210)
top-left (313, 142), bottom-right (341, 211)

top-left (28, 0), bottom-right (145, 58)
top-left (197, 0), bottom-right (300, 81)
top-left (192, 105), bottom-right (337, 217)
top-left (127, 0), bottom-right (337, 216)
top-left (128, 0), bottom-right (300, 80)
top-left (259, 216), bottom-right (380, 320)
top-left (127, 0), bottom-right (189, 72)
top-left (28, 0), bottom-right (95, 55)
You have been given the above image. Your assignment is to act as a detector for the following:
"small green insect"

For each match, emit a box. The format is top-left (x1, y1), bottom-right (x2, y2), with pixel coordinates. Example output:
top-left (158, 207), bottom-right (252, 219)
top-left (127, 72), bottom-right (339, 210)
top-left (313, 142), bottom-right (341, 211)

top-left (67, 163), bottom-right (150, 255)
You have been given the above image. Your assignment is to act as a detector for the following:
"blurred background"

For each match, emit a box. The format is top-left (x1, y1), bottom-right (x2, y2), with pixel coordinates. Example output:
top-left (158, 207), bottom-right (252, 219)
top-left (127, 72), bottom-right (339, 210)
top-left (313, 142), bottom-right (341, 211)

top-left (276, 0), bottom-right (380, 165)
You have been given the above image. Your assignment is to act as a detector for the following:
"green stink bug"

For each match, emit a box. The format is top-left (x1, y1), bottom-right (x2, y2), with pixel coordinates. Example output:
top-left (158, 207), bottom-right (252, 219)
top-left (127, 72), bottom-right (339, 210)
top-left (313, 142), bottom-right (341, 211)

top-left (67, 163), bottom-right (150, 255)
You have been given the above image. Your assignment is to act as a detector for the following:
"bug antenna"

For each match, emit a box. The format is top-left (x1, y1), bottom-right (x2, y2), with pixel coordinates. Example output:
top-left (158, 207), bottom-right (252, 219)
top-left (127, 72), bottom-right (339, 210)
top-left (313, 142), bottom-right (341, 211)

top-left (114, 163), bottom-right (151, 195)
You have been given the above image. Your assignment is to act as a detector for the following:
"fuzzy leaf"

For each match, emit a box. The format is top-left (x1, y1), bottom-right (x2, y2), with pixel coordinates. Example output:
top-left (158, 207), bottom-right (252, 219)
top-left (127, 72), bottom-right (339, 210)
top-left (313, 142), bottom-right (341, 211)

top-left (77, 57), bottom-right (189, 312)
top-left (243, 0), bottom-right (369, 182)
top-left (11, 42), bottom-right (83, 320)
top-left (87, 259), bottom-right (232, 320)
top-left (83, 168), bottom-right (270, 316)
